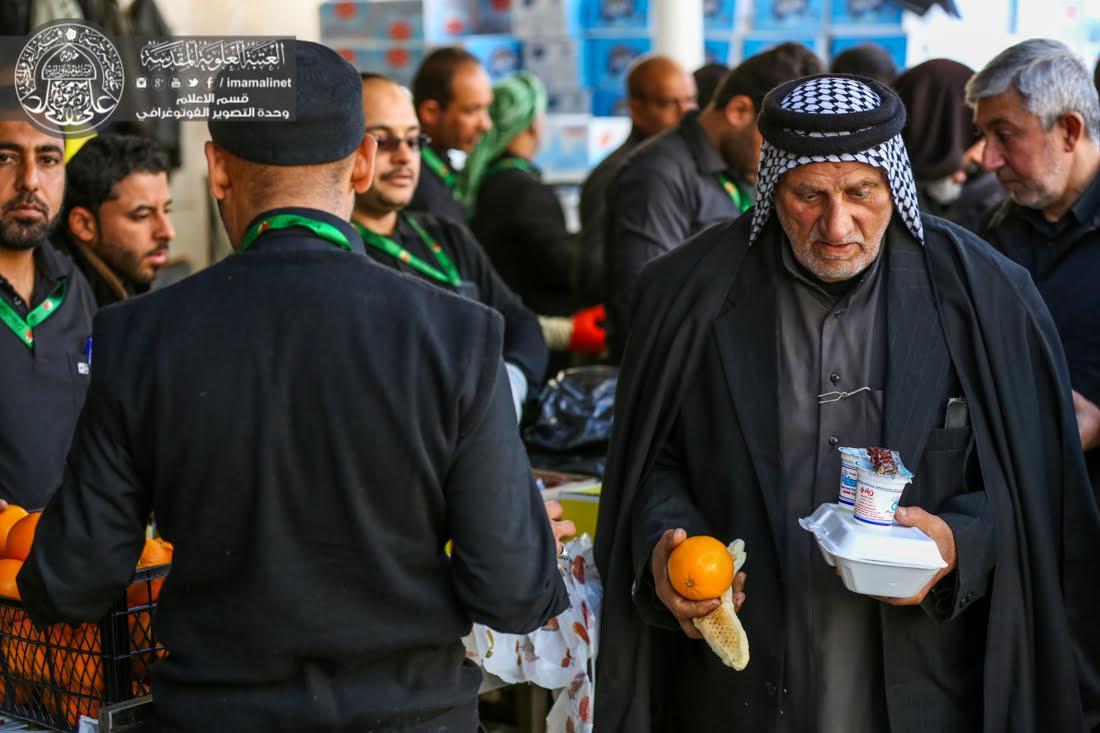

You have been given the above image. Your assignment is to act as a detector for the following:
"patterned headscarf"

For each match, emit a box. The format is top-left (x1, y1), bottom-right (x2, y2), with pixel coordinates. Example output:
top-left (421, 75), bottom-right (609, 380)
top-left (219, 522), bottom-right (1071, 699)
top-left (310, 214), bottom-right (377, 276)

top-left (457, 71), bottom-right (547, 217)
top-left (751, 74), bottom-right (923, 244)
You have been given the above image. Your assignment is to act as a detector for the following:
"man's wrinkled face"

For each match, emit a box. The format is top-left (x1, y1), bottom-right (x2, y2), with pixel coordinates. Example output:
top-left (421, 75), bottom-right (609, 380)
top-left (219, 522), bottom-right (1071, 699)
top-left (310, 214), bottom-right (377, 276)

top-left (0, 122), bottom-right (64, 251)
top-left (774, 161), bottom-right (893, 282)
top-left (440, 62), bottom-right (493, 153)
top-left (974, 88), bottom-right (1070, 210)
top-left (360, 79), bottom-right (421, 213)
top-left (631, 71), bottom-right (697, 137)
top-left (89, 171), bottom-right (174, 286)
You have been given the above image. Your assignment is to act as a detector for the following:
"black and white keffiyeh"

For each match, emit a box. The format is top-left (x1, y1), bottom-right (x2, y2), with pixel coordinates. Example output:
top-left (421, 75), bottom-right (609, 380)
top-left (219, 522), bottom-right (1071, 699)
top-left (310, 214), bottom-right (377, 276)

top-left (750, 74), bottom-right (924, 244)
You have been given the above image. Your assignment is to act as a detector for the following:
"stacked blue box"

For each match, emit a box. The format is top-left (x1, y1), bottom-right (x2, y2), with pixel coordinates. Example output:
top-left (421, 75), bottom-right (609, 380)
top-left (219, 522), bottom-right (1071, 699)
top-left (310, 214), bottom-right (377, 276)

top-left (585, 0), bottom-right (650, 32)
top-left (742, 32), bottom-right (820, 59)
top-left (705, 38), bottom-right (733, 65)
top-left (463, 34), bottom-right (524, 80)
top-left (705, 0), bottom-right (738, 33)
top-left (751, 0), bottom-right (825, 31)
top-left (585, 35), bottom-right (651, 115)
top-left (831, 0), bottom-right (903, 26)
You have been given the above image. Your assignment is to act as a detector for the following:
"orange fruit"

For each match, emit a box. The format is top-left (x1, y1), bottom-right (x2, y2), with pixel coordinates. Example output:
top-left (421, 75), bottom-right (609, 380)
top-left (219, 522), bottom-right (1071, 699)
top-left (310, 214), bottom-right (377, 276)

top-left (137, 537), bottom-right (173, 568)
top-left (667, 535), bottom-right (734, 601)
top-left (5, 513), bottom-right (40, 562)
top-left (0, 505), bottom-right (28, 556)
top-left (0, 558), bottom-right (22, 599)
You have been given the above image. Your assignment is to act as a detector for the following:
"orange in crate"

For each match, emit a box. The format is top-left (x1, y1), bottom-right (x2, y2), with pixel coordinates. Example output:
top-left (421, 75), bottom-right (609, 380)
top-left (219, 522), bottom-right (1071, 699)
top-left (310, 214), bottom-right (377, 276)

top-left (0, 506), bottom-right (28, 557)
top-left (667, 535), bottom-right (734, 601)
top-left (5, 513), bottom-right (40, 562)
top-left (0, 558), bottom-right (23, 600)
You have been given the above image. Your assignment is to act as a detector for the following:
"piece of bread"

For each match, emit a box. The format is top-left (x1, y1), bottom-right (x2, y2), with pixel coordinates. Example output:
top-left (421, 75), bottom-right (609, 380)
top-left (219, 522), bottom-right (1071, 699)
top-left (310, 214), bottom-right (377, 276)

top-left (693, 539), bottom-right (749, 670)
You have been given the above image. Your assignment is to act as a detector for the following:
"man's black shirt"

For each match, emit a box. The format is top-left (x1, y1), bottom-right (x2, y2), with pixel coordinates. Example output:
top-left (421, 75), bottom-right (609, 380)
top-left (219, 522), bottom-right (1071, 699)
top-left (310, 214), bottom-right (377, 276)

top-left (0, 241), bottom-right (96, 508)
top-left (409, 149), bottom-right (467, 224)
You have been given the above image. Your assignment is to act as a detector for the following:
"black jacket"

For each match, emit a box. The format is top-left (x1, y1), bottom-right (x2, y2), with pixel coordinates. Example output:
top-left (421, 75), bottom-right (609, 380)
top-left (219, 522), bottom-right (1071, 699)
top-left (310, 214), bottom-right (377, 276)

top-left (18, 208), bottom-right (568, 732)
top-left (409, 151), bottom-right (466, 224)
top-left (360, 211), bottom-right (549, 390)
top-left (594, 211), bottom-right (1100, 732)
top-left (603, 110), bottom-right (747, 360)
top-left (469, 155), bottom-right (580, 317)
top-left (0, 241), bottom-right (96, 508)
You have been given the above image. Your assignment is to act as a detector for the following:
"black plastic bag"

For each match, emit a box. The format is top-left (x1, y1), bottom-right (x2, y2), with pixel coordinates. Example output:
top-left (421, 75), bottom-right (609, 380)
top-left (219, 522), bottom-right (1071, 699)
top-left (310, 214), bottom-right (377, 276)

top-left (524, 366), bottom-right (618, 454)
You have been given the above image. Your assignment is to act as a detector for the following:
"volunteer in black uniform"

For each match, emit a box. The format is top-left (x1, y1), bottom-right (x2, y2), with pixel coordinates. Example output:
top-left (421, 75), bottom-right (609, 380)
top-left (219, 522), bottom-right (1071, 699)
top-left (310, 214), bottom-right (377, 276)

top-left (60, 133), bottom-right (175, 307)
top-left (0, 120), bottom-right (96, 509)
top-left (18, 42), bottom-right (568, 732)
top-left (354, 73), bottom-right (548, 419)
top-left (409, 47), bottom-right (492, 223)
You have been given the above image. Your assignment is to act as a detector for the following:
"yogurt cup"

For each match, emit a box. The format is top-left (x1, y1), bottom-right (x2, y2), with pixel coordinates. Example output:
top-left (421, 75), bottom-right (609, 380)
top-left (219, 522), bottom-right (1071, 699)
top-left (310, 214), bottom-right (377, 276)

top-left (853, 459), bottom-right (914, 528)
top-left (837, 448), bottom-right (867, 509)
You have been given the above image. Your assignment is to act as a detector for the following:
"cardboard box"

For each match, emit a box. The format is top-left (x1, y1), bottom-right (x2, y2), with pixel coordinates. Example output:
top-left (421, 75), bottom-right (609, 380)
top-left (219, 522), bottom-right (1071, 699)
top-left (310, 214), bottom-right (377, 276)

top-left (831, 0), bottom-right (903, 26)
top-left (705, 37), bottom-right (733, 65)
top-left (751, 0), bottom-right (825, 31)
top-left (474, 0), bottom-right (513, 34)
top-left (591, 88), bottom-right (630, 116)
top-left (587, 115), bottom-right (631, 166)
top-left (546, 87), bottom-right (592, 114)
top-left (584, 36), bottom-right (651, 92)
top-left (512, 0), bottom-right (583, 36)
top-left (829, 33), bottom-right (907, 70)
top-left (462, 34), bottom-right (523, 81)
top-left (523, 36), bottom-right (587, 88)
top-left (585, 0), bottom-right (650, 31)
top-left (704, 0), bottom-right (738, 33)
top-left (742, 32), bottom-right (820, 60)
top-left (334, 44), bottom-right (428, 87)
top-left (319, 0), bottom-right (472, 42)
top-left (534, 114), bottom-right (592, 181)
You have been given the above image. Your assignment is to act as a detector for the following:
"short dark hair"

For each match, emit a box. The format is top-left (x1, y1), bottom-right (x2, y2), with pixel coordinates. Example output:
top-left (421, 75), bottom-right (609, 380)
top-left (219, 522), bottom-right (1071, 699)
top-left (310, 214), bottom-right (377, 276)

top-left (411, 47), bottom-right (480, 110)
top-left (830, 43), bottom-right (899, 85)
top-left (693, 62), bottom-right (729, 107)
top-left (712, 42), bottom-right (823, 113)
top-left (63, 134), bottom-right (169, 222)
top-left (360, 71), bottom-right (393, 84)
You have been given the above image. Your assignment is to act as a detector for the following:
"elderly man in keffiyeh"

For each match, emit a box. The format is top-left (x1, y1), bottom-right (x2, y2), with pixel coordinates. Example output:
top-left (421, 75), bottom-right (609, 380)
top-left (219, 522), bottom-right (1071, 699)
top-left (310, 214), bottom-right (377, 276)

top-left (593, 74), bottom-right (1100, 732)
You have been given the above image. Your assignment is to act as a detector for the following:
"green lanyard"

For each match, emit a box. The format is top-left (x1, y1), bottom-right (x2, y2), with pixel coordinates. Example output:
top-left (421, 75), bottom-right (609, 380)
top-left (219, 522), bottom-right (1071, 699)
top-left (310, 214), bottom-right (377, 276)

top-left (0, 278), bottom-right (68, 349)
top-left (421, 147), bottom-right (457, 190)
top-left (238, 213), bottom-right (352, 253)
top-left (353, 215), bottom-right (463, 289)
top-left (487, 157), bottom-right (538, 177)
top-left (715, 172), bottom-right (752, 213)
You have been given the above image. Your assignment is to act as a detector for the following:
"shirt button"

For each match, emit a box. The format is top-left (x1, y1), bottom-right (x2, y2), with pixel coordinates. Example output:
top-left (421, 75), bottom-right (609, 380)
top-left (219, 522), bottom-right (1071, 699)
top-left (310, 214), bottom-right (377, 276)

top-left (828, 436), bottom-right (839, 447)
top-left (830, 372), bottom-right (840, 384)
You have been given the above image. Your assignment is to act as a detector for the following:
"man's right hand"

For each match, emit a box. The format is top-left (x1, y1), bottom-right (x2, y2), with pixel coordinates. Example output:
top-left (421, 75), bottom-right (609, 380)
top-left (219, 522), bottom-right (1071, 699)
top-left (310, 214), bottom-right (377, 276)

top-left (651, 528), bottom-right (739, 639)
top-left (544, 501), bottom-right (576, 558)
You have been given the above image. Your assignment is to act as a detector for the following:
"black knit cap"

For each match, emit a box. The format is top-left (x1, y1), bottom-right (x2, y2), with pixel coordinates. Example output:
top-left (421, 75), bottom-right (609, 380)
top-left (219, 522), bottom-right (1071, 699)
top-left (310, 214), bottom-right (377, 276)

top-left (208, 41), bottom-right (365, 166)
top-left (757, 73), bottom-right (906, 156)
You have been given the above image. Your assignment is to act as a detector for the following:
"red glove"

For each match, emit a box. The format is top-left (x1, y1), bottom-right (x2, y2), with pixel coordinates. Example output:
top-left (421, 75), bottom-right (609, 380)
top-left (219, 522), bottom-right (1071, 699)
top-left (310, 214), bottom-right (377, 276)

top-left (569, 304), bottom-right (607, 354)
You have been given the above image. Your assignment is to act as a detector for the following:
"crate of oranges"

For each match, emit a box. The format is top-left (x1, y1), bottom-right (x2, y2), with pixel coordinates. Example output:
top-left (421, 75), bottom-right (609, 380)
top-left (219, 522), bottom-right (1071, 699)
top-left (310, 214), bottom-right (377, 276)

top-left (0, 504), bottom-right (171, 731)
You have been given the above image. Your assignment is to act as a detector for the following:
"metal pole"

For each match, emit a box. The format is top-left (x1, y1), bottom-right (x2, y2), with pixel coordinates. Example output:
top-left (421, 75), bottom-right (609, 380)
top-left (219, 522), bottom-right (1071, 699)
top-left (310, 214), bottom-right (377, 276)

top-left (653, 0), bottom-right (705, 71)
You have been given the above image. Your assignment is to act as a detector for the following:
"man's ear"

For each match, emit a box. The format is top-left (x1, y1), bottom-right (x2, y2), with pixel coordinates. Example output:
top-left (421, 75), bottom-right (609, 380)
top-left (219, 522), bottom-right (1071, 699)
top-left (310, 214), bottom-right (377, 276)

top-left (722, 94), bottom-right (756, 131)
top-left (66, 206), bottom-right (98, 244)
top-left (350, 134), bottom-right (378, 194)
top-left (204, 141), bottom-right (230, 201)
top-left (417, 99), bottom-right (441, 129)
top-left (1059, 112), bottom-right (1085, 151)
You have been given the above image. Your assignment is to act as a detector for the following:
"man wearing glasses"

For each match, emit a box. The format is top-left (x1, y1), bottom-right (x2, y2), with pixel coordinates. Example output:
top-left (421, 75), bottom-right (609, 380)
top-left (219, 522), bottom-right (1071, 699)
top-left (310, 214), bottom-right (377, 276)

top-left (353, 73), bottom-right (548, 422)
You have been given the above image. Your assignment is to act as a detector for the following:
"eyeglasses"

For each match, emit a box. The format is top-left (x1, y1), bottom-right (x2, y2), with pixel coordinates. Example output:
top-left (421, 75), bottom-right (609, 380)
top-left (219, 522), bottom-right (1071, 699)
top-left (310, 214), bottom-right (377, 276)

top-left (370, 133), bottom-right (430, 153)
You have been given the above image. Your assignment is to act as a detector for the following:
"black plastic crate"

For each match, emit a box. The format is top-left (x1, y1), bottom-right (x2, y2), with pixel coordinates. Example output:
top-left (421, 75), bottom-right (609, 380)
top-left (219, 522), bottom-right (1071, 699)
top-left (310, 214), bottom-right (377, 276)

top-left (0, 564), bottom-right (169, 731)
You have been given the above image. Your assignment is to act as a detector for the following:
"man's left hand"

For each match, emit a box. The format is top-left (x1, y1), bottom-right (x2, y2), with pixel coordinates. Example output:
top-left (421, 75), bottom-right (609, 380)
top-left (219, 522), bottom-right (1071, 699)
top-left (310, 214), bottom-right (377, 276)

top-left (544, 501), bottom-right (576, 558)
top-left (872, 505), bottom-right (957, 606)
top-left (1072, 390), bottom-right (1100, 452)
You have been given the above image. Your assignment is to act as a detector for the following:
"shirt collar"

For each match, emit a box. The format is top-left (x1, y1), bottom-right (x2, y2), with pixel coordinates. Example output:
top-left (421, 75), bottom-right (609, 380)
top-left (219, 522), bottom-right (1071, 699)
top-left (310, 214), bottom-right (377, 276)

top-left (1069, 168), bottom-right (1100, 226)
top-left (242, 207), bottom-right (365, 255)
top-left (680, 109), bottom-right (728, 176)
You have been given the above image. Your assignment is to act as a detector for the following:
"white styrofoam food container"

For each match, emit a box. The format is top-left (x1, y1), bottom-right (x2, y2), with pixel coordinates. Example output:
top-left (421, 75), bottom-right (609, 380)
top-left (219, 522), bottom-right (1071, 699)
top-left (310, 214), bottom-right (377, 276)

top-left (799, 503), bottom-right (947, 598)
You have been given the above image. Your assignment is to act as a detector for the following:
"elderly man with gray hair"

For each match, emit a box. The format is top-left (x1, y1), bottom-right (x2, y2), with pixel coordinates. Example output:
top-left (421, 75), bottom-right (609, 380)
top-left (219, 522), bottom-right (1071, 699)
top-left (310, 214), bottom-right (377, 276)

top-left (968, 39), bottom-right (1100, 500)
